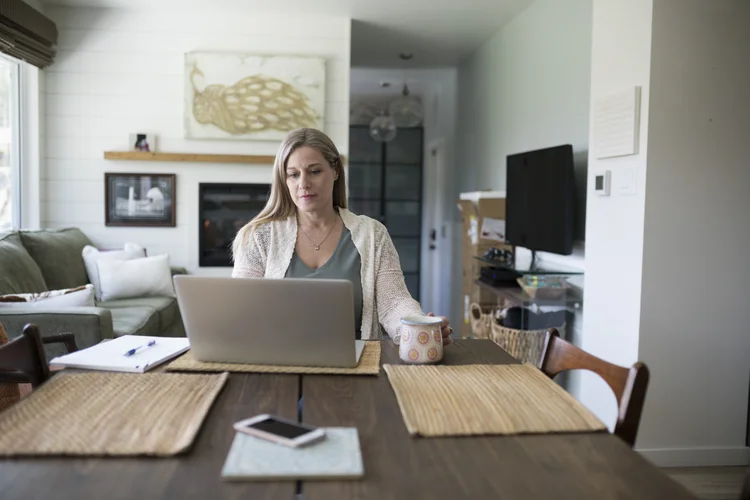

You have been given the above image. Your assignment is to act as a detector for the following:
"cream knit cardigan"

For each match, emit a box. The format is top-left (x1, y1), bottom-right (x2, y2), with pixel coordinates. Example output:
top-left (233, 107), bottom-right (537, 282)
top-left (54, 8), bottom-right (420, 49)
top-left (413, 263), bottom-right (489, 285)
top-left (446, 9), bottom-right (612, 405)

top-left (232, 208), bottom-right (424, 340)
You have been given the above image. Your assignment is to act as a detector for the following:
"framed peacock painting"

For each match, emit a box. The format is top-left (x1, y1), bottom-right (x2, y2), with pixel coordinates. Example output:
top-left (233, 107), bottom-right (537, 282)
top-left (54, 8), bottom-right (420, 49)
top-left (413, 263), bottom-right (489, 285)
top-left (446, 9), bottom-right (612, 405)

top-left (184, 51), bottom-right (326, 141)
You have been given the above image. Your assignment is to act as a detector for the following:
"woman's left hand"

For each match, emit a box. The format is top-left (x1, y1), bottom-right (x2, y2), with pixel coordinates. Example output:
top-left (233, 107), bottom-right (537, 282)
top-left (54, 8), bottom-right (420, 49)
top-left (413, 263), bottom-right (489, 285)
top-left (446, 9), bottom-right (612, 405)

top-left (427, 312), bottom-right (453, 345)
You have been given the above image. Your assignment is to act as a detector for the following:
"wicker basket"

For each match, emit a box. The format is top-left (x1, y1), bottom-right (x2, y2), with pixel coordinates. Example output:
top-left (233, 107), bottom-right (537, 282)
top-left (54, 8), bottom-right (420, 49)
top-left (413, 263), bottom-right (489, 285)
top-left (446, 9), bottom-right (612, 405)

top-left (470, 302), bottom-right (563, 365)
top-left (469, 303), bottom-right (495, 339)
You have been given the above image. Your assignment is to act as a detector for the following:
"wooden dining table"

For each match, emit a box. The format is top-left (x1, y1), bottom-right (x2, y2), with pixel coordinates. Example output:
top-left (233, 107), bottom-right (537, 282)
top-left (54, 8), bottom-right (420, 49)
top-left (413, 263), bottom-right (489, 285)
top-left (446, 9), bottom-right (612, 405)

top-left (0, 340), bottom-right (696, 499)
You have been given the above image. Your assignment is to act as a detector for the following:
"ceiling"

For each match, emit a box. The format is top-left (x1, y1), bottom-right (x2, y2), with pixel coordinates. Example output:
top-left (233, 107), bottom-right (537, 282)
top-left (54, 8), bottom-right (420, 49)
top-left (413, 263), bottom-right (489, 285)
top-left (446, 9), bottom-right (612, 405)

top-left (40, 0), bottom-right (534, 67)
top-left (350, 0), bottom-right (533, 68)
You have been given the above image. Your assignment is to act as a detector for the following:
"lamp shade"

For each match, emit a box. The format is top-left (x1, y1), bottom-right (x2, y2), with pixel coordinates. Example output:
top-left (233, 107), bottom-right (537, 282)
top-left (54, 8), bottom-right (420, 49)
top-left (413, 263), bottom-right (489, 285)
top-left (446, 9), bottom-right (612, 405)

top-left (389, 83), bottom-right (423, 127)
top-left (369, 113), bottom-right (397, 142)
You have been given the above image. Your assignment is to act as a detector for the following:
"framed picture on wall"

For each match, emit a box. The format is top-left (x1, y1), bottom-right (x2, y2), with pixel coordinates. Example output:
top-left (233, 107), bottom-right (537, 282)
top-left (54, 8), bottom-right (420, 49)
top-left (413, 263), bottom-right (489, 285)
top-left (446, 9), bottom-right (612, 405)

top-left (184, 51), bottom-right (326, 141)
top-left (105, 173), bottom-right (176, 227)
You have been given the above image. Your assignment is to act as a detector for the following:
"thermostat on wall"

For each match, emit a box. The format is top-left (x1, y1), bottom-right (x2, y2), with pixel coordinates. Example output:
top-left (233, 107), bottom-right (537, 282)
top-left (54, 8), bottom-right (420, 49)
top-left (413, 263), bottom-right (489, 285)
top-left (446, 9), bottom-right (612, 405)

top-left (595, 170), bottom-right (611, 196)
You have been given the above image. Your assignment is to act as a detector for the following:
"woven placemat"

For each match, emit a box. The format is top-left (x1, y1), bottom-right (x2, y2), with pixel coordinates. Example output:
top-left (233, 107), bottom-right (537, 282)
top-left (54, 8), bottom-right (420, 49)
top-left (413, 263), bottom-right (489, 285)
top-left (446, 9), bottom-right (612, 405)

top-left (384, 363), bottom-right (606, 437)
top-left (0, 371), bottom-right (228, 456)
top-left (165, 341), bottom-right (381, 375)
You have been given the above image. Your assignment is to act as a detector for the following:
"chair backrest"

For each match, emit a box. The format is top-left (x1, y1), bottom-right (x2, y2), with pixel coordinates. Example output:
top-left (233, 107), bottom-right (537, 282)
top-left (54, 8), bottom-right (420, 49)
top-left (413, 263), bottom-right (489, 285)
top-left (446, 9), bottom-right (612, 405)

top-left (740, 467), bottom-right (750, 500)
top-left (0, 324), bottom-right (50, 388)
top-left (538, 328), bottom-right (650, 447)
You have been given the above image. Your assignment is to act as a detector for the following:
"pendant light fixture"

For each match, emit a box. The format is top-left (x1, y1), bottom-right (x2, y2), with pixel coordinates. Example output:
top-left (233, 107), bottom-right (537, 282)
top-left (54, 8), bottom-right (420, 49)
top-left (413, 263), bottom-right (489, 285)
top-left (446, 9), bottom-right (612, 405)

top-left (369, 109), bottom-right (397, 143)
top-left (369, 81), bottom-right (397, 142)
top-left (350, 102), bottom-right (377, 125)
top-left (389, 52), bottom-right (424, 127)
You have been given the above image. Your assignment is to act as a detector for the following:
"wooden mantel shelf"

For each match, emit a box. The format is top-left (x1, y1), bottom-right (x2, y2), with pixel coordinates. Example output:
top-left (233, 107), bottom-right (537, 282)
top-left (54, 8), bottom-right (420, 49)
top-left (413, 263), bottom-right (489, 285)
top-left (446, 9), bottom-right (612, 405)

top-left (103, 151), bottom-right (277, 164)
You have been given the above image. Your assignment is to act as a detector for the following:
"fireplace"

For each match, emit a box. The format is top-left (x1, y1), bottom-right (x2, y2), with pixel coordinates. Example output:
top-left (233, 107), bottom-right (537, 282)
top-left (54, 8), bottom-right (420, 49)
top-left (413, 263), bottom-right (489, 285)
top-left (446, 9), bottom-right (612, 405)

top-left (199, 183), bottom-right (270, 267)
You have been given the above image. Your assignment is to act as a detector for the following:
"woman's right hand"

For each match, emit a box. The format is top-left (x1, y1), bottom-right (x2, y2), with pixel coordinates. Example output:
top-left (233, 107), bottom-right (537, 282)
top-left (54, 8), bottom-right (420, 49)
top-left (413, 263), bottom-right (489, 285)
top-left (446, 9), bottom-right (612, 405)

top-left (427, 312), bottom-right (453, 345)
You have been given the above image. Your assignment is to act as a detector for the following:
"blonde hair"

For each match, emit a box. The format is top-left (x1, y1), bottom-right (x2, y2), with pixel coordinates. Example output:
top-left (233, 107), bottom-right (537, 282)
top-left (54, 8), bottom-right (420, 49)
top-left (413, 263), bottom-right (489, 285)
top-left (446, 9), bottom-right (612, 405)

top-left (231, 128), bottom-right (347, 259)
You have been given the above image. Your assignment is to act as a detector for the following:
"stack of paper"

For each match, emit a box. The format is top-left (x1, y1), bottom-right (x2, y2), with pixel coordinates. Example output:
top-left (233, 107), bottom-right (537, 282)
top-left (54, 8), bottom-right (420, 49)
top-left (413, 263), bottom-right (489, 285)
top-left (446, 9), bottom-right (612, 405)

top-left (50, 335), bottom-right (190, 373)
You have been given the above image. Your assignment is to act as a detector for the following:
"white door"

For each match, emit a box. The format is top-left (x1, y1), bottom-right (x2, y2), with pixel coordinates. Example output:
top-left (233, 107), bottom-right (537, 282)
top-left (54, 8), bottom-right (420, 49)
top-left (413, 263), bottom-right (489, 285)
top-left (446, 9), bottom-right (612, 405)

top-left (421, 139), bottom-right (449, 317)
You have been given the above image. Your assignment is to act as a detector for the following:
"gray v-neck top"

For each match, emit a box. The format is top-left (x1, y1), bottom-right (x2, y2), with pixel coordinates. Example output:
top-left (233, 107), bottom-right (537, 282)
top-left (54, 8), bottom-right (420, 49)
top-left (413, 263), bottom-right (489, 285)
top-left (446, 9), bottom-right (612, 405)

top-left (284, 227), bottom-right (363, 339)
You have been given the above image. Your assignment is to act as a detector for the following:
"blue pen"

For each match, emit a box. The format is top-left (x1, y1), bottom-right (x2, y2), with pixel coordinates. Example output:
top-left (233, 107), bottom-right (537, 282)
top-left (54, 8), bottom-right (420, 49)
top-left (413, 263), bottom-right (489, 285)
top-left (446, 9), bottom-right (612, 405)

top-left (124, 340), bottom-right (157, 357)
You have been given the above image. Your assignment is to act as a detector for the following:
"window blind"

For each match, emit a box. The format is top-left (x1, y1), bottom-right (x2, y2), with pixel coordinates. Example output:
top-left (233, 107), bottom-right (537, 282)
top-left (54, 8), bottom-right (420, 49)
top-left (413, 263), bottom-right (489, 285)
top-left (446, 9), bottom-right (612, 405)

top-left (0, 0), bottom-right (57, 69)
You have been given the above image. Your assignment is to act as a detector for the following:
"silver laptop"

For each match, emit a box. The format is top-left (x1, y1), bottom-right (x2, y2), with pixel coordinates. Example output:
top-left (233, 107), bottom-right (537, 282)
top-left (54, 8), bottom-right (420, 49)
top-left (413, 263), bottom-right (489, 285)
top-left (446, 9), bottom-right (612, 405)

top-left (173, 276), bottom-right (365, 368)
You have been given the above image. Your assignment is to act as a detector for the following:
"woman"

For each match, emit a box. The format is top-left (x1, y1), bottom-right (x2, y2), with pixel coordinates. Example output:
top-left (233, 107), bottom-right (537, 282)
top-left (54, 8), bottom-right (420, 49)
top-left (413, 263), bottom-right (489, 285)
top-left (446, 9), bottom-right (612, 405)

top-left (232, 128), bottom-right (452, 343)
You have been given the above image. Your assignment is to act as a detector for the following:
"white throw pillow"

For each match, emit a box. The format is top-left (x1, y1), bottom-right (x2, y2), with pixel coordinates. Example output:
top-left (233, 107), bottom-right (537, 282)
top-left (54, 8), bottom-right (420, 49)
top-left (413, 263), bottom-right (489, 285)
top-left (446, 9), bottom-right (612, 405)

top-left (0, 284), bottom-right (96, 309)
top-left (96, 254), bottom-right (175, 302)
top-left (82, 243), bottom-right (146, 301)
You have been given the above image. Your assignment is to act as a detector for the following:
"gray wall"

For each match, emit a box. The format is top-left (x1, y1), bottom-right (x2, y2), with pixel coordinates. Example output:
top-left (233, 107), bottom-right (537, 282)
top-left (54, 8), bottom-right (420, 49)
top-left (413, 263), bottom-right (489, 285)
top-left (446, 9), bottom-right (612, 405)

top-left (456, 0), bottom-right (593, 243)
top-left (579, 0), bottom-right (653, 438)
top-left (637, 0), bottom-right (750, 463)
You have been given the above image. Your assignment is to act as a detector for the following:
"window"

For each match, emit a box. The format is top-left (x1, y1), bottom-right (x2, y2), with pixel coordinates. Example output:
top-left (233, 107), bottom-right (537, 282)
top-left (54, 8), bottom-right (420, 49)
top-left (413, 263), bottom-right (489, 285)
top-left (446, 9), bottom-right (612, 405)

top-left (0, 55), bottom-right (20, 230)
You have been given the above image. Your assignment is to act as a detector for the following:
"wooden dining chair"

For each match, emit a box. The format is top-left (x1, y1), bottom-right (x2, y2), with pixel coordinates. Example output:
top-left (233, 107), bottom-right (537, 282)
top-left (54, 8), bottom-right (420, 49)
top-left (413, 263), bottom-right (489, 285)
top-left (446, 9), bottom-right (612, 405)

top-left (0, 323), bottom-right (78, 389)
top-left (739, 467), bottom-right (750, 500)
top-left (538, 328), bottom-right (650, 448)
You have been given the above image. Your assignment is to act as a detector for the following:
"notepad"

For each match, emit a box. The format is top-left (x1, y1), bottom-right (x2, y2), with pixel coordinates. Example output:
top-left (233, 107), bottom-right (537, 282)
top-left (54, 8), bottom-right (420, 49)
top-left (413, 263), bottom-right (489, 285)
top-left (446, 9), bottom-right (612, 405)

top-left (221, 427), bottom-right (364, 481)
top-left (50, 335), bottom-right (191, 373)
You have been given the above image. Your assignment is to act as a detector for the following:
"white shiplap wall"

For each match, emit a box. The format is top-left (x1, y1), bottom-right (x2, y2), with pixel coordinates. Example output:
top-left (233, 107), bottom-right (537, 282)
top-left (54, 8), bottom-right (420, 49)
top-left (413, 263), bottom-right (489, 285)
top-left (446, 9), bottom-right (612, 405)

top-left (42, 7), bottom-right (351, 274)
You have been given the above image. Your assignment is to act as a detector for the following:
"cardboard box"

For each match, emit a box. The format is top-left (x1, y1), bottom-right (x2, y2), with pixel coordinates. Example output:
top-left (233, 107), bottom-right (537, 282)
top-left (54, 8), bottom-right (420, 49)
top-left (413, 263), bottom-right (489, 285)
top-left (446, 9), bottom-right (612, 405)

top-left (457, 193), bottom-right (510, 254)
top-left (456, 192), bottom-right (514, 338)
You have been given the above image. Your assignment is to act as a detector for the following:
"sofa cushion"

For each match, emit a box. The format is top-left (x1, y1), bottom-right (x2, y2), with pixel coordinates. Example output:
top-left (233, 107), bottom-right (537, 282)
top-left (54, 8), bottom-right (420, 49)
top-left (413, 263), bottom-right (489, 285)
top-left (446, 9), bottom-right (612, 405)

top-left (19, 228), bottom-right (93, 291)
top-left (82, 243), bottom-right (146, 301)
top-left (97, 254), bottom-right (176, 302)
top-left (0, 284), bottom-right (95, 309)
top-left (100, 297), bottom-right (178, 331)
top-left (0, 233), bottom-right (48, 295)
top-left (109, 306), bottom-right (160, 337)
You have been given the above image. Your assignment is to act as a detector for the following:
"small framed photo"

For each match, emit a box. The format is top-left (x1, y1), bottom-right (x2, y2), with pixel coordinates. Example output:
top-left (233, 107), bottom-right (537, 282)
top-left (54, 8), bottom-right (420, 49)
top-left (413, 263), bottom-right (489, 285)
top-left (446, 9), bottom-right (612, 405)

top-left (129, 133), bottom-right (156, 152)
top-left (105, 173), bottom-right (176, 227)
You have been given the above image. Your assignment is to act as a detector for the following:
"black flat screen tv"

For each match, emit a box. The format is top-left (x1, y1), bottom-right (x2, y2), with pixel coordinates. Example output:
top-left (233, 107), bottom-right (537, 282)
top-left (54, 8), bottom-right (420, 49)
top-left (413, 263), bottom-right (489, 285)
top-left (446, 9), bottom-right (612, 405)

top-left (505, 144), bottom-right (576, 256)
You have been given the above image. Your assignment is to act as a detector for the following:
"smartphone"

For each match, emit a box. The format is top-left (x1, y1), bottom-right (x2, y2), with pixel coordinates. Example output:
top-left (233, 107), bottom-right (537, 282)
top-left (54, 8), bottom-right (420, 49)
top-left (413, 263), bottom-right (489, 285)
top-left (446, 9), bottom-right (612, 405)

top-left (233, 414), bottom-right (326, 448)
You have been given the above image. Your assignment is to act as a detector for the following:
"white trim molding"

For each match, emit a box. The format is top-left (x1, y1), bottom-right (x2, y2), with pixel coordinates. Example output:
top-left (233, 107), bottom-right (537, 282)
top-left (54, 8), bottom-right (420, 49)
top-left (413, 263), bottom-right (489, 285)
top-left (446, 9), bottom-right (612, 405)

top-left (0, 54), bottom-right (22, 232)
top-left (638, 446), bottom-right (750, 468)
top-left (19, 62), bottom-right (41, 229)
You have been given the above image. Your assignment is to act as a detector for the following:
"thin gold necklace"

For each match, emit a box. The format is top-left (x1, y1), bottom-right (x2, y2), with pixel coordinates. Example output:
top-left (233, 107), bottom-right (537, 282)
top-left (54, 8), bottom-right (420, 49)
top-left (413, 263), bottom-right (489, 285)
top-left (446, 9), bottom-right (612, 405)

top-left (299, 216), bottom-right (339, 251)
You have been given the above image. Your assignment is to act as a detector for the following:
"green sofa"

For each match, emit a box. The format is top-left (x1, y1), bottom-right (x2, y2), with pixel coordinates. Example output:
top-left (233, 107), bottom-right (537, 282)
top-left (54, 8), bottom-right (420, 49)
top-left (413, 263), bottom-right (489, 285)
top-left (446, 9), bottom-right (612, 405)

top-left (0, 228), bottom-right (186, 357)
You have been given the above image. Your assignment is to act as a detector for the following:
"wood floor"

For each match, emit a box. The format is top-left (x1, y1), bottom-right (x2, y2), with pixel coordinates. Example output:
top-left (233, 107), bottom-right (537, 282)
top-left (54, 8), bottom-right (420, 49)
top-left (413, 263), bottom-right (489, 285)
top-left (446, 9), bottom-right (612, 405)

top-left (663, 467), bottom-right (747, 500)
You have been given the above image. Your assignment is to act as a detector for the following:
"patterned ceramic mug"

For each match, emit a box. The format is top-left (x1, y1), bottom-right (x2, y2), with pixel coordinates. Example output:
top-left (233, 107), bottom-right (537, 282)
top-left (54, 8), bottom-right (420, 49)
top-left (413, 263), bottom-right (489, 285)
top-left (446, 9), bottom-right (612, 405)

top-left (393, 314), bottom-right (444, 364)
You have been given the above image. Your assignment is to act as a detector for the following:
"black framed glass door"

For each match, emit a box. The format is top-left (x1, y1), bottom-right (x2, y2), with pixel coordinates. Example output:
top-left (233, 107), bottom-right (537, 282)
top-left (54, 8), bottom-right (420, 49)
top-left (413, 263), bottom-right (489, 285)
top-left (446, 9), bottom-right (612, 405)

top-left (348, 126), bottom-right (423, 300)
